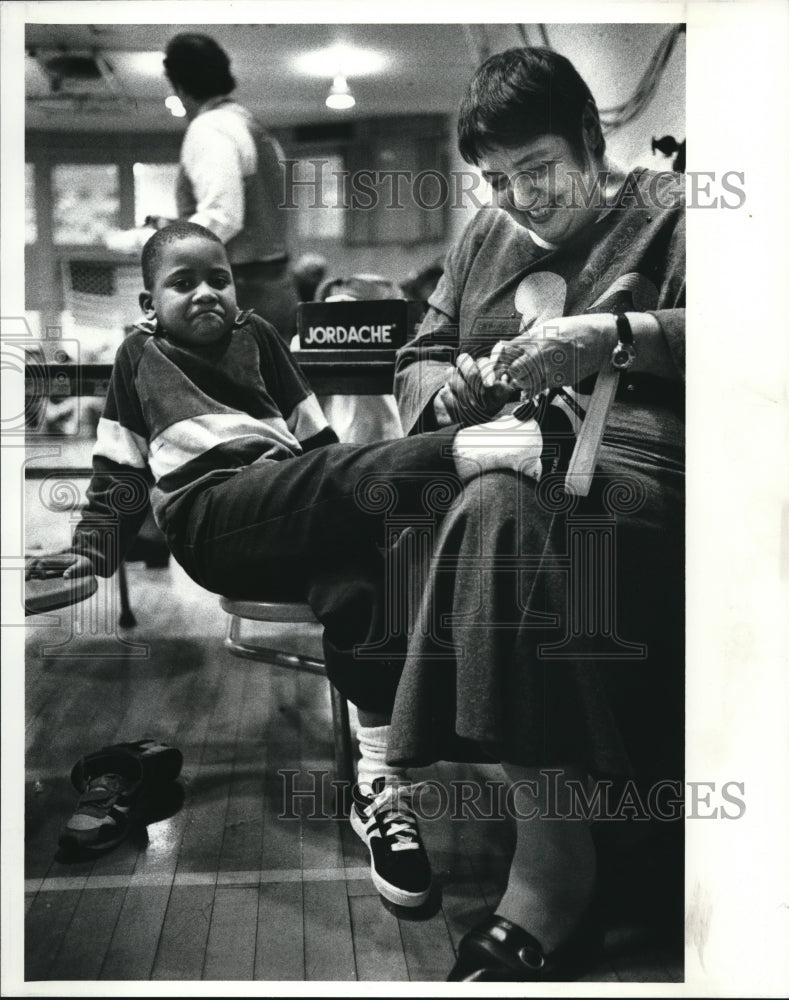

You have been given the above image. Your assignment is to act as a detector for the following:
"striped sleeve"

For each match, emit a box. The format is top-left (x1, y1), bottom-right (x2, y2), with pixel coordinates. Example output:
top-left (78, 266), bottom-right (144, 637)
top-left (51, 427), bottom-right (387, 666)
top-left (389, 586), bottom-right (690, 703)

top-left (252, 317), bottom-right (338, 450)
top-left (70, 336), bottom-right (154, 577)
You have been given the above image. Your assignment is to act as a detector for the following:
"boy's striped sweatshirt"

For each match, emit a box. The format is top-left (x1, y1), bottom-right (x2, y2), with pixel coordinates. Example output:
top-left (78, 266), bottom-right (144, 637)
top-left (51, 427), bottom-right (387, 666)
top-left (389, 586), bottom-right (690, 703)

top-left (71, 313), bottom-right (338, 576)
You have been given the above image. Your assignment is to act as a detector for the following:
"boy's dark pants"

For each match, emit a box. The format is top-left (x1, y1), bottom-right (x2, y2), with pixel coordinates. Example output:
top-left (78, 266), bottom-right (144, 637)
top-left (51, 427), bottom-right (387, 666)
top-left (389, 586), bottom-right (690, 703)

top-left (167, 425), bottom-right (683, 778)
top-left (168, 429), bottom-right (460, 714)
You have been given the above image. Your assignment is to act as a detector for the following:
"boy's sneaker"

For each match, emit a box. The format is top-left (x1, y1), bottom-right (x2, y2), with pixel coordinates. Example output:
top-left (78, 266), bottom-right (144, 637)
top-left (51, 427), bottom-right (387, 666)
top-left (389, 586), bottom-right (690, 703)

top-left (58, 769), bottom-right (141, 854)
top-left (350, 777), bottom-right (432, 908)
top-left (70, 739), bottom-right (183, 792)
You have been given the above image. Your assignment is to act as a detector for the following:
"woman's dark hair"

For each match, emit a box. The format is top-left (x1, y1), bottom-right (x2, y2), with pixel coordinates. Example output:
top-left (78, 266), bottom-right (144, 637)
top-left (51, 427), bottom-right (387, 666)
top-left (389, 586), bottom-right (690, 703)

top-left (163, 33), bottom-right (236, 100)
top-left (457, 46), bottom-right (605, 165)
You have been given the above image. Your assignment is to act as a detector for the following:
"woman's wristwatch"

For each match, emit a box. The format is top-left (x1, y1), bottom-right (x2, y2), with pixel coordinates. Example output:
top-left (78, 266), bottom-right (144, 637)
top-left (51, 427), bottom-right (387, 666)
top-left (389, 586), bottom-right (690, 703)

top-left (610, 312), bottom-right (636, 371)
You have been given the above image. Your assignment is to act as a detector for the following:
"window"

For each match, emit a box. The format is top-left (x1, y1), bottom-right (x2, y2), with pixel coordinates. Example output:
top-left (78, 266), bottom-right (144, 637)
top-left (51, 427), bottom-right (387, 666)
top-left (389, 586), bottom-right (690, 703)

top-left (291, 154), bottom-right (346, 241)
top-left (344, 116), bottom-right (449, 247)
top-left (51, 163), bottom-right (120, 245)
top-left (25, 162), bottom-right (37, 244)
top-left (285, 117), bottom-right (450, 248)
top-left (133, 162), bottom-right (179, 227)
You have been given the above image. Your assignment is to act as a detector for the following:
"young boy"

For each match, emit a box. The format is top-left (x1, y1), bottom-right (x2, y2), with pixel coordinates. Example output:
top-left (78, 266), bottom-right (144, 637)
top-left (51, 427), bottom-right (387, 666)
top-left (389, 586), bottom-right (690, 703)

top-left (61, 220), bottom-right (536, 906)
top-left (56, 219), bottom-right (554, 910)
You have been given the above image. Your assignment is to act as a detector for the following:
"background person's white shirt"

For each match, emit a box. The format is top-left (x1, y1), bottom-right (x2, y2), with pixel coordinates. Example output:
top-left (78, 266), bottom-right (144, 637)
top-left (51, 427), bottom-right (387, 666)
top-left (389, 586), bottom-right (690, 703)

top-left (180, 97), bottom-right (259, 244)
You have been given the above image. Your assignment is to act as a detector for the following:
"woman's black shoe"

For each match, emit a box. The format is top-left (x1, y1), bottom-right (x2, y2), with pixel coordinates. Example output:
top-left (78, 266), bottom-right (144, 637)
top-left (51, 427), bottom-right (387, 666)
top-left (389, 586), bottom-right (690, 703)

top-left (447, 910), bottom-right (603, 982)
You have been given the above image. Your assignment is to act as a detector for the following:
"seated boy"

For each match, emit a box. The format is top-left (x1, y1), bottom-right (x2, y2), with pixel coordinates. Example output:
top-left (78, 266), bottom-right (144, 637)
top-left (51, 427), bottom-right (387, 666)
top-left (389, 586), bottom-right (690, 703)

top-left (54, 220), bottom-right (544, 907)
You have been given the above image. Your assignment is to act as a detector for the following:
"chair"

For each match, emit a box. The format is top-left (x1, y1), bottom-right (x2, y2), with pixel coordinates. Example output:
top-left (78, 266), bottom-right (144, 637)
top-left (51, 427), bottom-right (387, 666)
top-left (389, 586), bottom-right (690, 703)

top-left (25, 555), bottom-right (98, 616)
top-left (301, 273), bottom-right (405, 445)
top-left (219, 597), bottom-right (355, 794)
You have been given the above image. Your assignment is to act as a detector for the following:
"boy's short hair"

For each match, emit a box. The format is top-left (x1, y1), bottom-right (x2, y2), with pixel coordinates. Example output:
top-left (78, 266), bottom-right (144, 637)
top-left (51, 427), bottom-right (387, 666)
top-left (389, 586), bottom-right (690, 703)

top-left (457, 46), bottom-right (605, 165)
top-left (164, 33), bottom-right (236, 100)
top-left (141, 221), bottom-right (225, 290)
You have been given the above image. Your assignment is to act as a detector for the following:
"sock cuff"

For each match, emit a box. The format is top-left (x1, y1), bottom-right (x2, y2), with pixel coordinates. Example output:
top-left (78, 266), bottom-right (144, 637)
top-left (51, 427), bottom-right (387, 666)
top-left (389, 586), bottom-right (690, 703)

top-left (356, 724), bottom-right (391, 751)
top-left (356, 723), bottom-right (409, 791)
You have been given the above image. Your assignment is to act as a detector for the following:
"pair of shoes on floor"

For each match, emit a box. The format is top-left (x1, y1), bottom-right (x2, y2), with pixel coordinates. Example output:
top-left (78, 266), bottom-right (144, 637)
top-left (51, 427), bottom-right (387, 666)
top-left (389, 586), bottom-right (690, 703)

top-left (447, 906), bottom-right (604, 982)
top-left (350, 777), bottom-right (432, 909)
top-left (58, 739), bottom-right (183, 855)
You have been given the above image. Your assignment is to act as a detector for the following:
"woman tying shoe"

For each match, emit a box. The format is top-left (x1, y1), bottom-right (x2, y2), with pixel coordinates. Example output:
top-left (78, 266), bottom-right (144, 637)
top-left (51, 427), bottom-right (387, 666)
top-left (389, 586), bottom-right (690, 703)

top-left (393, 45), bottom-right (685, 981)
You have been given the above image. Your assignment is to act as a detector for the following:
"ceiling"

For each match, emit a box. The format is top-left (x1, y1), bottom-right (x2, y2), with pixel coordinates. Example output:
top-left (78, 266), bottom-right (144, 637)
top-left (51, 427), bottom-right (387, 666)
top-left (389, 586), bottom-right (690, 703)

top-left (25, 23), bottom-right (534, 133)
top-left (23, 21), bottom-right (684, 146)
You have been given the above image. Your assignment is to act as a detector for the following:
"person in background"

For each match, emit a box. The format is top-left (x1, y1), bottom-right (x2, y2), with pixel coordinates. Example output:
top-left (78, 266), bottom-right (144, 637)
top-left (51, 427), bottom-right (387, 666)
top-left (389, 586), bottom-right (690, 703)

top-left (160, 32), bottom-right (299, 342)
top-left (400, 258), bottom-right (445, 321)
top-left (292, 252), bottom-right (328, 303)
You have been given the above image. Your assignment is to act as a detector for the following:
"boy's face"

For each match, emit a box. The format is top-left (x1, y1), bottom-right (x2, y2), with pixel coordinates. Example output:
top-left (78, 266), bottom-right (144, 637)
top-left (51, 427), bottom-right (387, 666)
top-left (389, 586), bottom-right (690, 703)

top-left (140, 235), bottom-right (237, 347)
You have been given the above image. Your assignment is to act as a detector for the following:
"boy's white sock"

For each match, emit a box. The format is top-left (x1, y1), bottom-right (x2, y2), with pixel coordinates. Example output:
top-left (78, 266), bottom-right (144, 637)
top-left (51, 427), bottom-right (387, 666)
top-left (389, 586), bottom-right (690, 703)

top-left (356, 724), bottom-right (409, 796)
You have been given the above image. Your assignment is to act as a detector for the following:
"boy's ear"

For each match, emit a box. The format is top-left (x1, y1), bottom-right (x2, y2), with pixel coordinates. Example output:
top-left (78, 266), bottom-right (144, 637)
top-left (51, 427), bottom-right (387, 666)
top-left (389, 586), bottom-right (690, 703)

top-left (139, 291), bottom-right (154, 315)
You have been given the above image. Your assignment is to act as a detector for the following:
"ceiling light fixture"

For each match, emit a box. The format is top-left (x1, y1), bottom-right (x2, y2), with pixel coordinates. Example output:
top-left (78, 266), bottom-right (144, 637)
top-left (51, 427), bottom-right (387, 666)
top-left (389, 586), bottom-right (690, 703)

top-left (165, 94), bottom-right (186, 117)
top-left (295, 46), bottom-right (387, 78)
top-left (325, 74), bottom-right (355, 110)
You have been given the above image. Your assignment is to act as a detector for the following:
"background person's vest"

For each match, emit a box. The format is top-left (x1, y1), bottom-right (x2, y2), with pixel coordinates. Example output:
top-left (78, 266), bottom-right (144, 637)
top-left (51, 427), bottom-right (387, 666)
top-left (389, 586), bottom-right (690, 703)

top-left (176, 100), bottom-right (290, 266)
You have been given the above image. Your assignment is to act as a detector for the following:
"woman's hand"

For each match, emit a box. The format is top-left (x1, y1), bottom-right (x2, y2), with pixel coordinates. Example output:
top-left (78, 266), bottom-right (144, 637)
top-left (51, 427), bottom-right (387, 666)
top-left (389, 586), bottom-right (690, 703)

top-left (492, 314), bottom-right (618, 397)
top-left (435, 352), bottom-right (519, 426)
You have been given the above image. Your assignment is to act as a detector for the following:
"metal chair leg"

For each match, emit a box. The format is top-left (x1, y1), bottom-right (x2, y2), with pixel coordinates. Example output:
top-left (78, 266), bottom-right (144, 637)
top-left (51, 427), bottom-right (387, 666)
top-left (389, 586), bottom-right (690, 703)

top-left (330, 682), bottom-right (355, 813)
top-left (225, 611), bottom-right (356, 809)
top-left (117, 560), bottom-right (137, 628)
top-left (224, 614), bottom-right (325, 672)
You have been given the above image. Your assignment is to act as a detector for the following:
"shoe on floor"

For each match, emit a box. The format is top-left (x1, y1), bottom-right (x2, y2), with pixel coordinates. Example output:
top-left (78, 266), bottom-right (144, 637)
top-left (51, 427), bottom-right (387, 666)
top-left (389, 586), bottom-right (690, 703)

top-left (350, 777), bottom-right (432, 908)
top-left (70, 739), bottom-right (182, 792)
top-left (58, 762), bottom-right (142, 855)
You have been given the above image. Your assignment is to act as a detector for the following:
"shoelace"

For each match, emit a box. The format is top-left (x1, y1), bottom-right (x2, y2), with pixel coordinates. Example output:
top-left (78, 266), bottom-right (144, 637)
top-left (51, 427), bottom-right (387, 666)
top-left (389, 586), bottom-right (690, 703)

top-left (79, 774), bottom-right (131, 808)
top-left (367, 784), bottom-right (421, 852)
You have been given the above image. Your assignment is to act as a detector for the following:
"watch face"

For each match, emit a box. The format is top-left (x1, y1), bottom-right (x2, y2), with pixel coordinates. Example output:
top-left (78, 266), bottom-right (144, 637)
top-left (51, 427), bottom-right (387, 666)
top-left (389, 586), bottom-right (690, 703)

top-left (611, 343), bottom-right (636, 371)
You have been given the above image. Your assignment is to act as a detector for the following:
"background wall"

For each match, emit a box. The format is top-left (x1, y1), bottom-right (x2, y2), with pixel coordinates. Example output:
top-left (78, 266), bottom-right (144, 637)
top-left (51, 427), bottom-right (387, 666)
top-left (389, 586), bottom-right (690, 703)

top-left (446, 22), bottom-right (686, 243)
top-left (23, 22), bottom-right (685, 344)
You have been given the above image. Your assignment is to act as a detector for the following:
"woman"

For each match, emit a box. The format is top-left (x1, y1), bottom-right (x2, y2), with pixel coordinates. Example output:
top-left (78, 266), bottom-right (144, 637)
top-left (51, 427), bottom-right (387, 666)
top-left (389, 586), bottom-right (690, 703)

top-left (392, 46), bottom-right (685, 981)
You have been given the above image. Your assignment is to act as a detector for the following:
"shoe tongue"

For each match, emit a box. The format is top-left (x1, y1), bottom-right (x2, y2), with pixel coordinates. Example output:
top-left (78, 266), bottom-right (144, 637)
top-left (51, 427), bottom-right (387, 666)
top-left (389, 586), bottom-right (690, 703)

top-left (371, 777), bottom-right (387, 795)
top-left (88, 773), bottom-right (125, 793)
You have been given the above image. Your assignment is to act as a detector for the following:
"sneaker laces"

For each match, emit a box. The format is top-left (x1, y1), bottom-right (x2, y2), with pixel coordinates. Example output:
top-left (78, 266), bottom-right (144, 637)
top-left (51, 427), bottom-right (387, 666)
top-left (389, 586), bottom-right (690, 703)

top-left (78, 773), bottom-right (131, 808)
top-left (85, 772), bottom-right (127, 794)
top-left (367, 783), bottom-right (421, 853)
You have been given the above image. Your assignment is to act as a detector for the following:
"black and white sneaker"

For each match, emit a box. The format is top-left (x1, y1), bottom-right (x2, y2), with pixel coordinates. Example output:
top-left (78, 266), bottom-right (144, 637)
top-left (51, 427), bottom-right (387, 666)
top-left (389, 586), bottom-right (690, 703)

top-left (350, 777), bottom-right (432, 908)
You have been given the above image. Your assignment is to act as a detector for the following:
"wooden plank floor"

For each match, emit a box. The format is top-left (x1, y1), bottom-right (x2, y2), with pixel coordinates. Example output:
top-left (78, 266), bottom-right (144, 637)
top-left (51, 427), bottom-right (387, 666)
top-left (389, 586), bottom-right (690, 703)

top-left (19, 558), bottom-right (685, 985)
